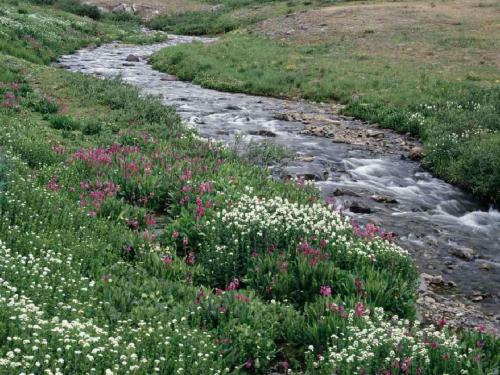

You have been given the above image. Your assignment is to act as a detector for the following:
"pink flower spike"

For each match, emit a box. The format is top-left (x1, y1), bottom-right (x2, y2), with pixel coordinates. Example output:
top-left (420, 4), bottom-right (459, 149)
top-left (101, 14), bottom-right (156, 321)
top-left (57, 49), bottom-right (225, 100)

top-left (356, 303), bottom-right (363, 318)
top-left (320, 285), bottom-right (332, 297)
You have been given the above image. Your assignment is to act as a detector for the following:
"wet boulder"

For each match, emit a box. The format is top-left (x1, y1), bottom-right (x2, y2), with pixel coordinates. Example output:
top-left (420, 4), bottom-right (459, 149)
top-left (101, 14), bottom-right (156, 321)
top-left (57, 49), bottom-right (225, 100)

top-left (247, 130), bottom-right (277, 137)
top-left (450, 246), bottom-right (476, 261)
top-left (126, 54), bottom-right (140, 62)
top-left (349, 202), bottom-right (372, 214)
top-left (409, 146), bottom-right (424, 160)
top-left (370, 194), bottom-right (398, 204)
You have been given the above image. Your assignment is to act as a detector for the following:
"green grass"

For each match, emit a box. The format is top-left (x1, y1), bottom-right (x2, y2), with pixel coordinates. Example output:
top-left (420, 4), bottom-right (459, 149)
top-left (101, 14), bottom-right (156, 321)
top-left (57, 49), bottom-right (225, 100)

top-left (150, 33), bottom-right (500, 202)
top-left (148, 0), bottom-right (341, 35)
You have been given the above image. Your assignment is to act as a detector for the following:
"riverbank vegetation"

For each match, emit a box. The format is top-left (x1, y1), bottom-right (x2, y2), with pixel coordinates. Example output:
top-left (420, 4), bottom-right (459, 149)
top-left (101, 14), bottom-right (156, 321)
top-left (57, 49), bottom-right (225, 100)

top-left (0, 0), bottom-right (499, 373)
top-left (149, 0), bottom-right (500, 202)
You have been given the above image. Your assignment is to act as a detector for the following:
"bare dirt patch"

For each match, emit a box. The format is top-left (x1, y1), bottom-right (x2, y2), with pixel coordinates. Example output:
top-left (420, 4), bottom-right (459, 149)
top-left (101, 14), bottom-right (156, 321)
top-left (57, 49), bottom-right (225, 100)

top-left (254, 0), bottom-right (500, 71)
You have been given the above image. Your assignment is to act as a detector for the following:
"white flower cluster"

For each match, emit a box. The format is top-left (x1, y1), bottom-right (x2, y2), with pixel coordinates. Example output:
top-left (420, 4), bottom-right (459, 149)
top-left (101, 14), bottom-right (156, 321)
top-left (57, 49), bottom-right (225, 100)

top-left (209, 195), bottom-right (408, 259)
top-left (312, 307), bottom-right (464, 371)
top-left (216, 195), bottom-right (351, 239)
top-left (0, 238), bottom-right (227, 374)
top-left (0, 6), bottom-right (92, 46)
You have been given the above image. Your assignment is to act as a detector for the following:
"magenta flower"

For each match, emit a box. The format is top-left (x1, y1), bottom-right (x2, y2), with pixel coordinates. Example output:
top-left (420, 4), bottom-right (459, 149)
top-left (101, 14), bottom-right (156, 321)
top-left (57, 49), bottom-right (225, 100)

top-left (438, 316), bottom-right (447, 328)
top-left (320, 285), bottom-right (332, 297)
top-left (162, 255), bottom-right (173, 265)
top-left (244, 359), bottom-right (253, 369)
top-left (225, 278), bottom-right (240, 291)
top-left (47, 176), bottom-right (59, 191)
top-left (356, 303), bottom-right (364, 318)
top-left (186, 251), bottom-right (195, 265)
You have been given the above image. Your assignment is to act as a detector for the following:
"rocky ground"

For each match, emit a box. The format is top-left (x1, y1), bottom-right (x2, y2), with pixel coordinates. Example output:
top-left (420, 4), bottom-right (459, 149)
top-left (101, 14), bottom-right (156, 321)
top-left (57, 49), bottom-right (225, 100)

top-left (275, 107), bottom-right (423, 159)
top-left (84, 0), bottom-right (205, 19)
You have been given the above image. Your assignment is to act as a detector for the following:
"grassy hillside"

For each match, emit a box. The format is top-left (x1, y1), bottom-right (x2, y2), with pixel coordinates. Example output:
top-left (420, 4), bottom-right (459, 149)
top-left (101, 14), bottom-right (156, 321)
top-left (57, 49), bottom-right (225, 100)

top-left (0, 1), bottom-right (498, 374)
top-left (149, 0), bottom-right (500, 202)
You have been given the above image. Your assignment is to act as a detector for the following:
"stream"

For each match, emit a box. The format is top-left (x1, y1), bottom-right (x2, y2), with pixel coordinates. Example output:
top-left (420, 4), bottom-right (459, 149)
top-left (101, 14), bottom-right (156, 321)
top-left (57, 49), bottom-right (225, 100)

top-left (58, 35), bottom-right (500, 331)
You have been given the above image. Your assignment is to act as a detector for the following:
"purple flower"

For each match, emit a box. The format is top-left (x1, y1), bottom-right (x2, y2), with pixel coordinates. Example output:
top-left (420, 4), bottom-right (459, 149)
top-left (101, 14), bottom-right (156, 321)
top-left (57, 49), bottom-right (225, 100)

top-left (320, 285), bottom-right (332, 297)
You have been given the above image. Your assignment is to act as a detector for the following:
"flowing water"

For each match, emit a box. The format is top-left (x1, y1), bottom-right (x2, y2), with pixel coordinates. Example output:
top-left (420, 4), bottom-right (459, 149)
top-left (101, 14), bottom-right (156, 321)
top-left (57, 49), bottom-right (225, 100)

top-left (58, 35), bottom-right (500, 329)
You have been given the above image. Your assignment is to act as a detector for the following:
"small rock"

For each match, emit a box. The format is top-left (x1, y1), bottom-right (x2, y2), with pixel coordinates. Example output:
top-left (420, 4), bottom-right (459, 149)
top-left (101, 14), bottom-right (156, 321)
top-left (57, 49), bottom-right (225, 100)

top-left (366, 129), bottom-right (385, 138)
top-left (424, 296), bottom-right (436, 304)
top-left (225, 105), bottom-right (242, 110)
top-left (479, 262), bottom-right (491, 271)
top-left (247, 130), bottom-right (276, 137)
top-left (417, 277), bottom-right (428, 294)
top-left (126, 54), bottom-right (140, 62)
top-left (297, 173), bottom-right (318, 181)
top-left (421, 273), bottom-right (445, 286)
top-left (450, 247), bottom-right (476, 261)
top-left (370, 195), bottom-right (398, 204)
top-left (299, 156), bottom-right (314, 162)
top-left (409, 146), bottom-right (424, 160)
top-left (112, 3), bottom-right (133, 13)
top-left (211, 4), bottom-right (224, 12)
top-left (332, 188), bottom-right (361, 197)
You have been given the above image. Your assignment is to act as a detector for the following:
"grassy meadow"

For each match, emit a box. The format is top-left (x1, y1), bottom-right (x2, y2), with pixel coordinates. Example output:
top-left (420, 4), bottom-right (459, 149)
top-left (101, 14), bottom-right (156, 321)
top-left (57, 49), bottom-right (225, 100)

top-left (0, 0), bottom-right (499, 374)
top-left (149, 0), bottom-right (500, 202)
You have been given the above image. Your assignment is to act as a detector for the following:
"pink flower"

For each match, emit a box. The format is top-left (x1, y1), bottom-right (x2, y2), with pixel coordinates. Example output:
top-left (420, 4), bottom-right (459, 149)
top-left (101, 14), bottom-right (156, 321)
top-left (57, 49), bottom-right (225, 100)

top-left (356, 303), bottom-right (364, 318)
top-left (47, 176), bottom-right (59, 191)
top-left (162, 255), bottom-right (173, 265)
top-left (219, 305), bottom-right (226, 314)
top-left (438, 316), bottom-right (447, 328)
top-left (477, 324), bottom-right (486, 333)
top-left (244, 359), bottom-right (253, 369)
top-left (186, 251), bottom-right (195, 265)
top-left (52, 143), bottom-right (65, 155)
top-left (199, 182), bottom-right (213, 194)
top-left (180, 170), bottom-right (192, 180)
top-left (320, 285), bottom-right (332, 297)
top-left (145, 215), bottom-right (156, 227)
top-left (195, 196), bottom-right (205, 219)
top-left (226, 278), bottom-right (240, 291)
top-left (182, 237), bottom-right (189, 248)
top-left (172, 230), bottom-right (180, 239)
